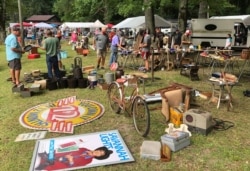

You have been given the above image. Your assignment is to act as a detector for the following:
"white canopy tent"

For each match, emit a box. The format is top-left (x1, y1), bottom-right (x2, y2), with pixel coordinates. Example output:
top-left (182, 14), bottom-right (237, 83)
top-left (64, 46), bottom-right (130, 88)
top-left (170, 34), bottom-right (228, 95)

top-left (113, 15), bottom-right (173, 28)
top-left (61, 22), bottom-right (94, 29)
top-left (93, 20), bottom-right (106, 28)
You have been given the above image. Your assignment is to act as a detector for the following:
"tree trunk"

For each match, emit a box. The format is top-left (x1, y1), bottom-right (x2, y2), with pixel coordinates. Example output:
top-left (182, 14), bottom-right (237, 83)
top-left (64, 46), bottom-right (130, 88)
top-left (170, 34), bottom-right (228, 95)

top-left (144, 0), bottom-right (155, 82)
top-left (178, 0), bottom-right (188, 33)
top-left (0, 0), bottom-right (6, 44)
top-left (198, 0), bottom-right (209, 18)
top-left (144, 0), bottom-right (155, 35)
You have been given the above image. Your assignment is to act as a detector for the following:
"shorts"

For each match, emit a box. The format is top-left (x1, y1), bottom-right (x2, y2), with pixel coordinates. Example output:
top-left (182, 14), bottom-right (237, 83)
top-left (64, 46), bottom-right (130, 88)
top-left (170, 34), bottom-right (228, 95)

top-left (8, 58), bottom-right (21, 70)
top-left (141, 51), bottom-right (151, 60)
top-left (97, 49), bottom-right (107, 58)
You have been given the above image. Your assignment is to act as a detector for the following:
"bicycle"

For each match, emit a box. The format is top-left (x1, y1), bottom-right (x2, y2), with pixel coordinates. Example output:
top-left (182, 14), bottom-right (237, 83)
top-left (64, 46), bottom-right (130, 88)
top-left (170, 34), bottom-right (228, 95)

top-left (107, 74), bottom-right (150, 137)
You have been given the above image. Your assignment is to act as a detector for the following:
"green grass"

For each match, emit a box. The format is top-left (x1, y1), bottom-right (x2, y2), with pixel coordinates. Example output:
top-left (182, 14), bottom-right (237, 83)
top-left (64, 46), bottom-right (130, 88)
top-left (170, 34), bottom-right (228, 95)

top-left (0, 40), bottom-right (250, 171)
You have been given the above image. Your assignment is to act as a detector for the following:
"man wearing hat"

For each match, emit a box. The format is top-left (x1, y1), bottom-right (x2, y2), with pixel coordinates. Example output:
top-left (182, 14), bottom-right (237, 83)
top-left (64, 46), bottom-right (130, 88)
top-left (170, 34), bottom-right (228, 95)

top-left (181, 29), bottom-right (192, 57)
top-left (5, 27), bottom-right (25, 86)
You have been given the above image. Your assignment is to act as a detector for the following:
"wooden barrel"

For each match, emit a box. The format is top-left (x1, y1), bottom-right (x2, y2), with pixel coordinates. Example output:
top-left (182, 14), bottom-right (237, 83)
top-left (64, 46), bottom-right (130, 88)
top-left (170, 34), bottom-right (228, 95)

top-left (241, 49), bottom-right (250, 59)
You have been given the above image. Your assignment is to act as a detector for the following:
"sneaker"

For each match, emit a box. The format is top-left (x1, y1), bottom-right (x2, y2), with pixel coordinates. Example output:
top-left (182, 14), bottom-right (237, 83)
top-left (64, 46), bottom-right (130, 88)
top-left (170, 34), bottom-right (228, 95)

top-left (96, 65), bottom-right (100, 69)
top-left (100, 66), bottom-right (105, 69)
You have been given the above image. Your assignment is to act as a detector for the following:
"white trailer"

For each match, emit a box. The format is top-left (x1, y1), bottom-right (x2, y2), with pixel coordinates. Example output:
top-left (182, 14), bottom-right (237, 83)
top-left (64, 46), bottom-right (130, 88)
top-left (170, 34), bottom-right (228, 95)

top-left (191, 15), bottom-right (250, 49)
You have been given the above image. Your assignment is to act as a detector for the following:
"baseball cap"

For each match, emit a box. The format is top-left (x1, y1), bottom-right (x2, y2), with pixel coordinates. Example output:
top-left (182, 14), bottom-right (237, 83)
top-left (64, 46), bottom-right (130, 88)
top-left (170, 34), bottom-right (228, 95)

top-left (12, 27), bottom-right (20, 31)
top-left (185, 30), bottom-right (191, 35)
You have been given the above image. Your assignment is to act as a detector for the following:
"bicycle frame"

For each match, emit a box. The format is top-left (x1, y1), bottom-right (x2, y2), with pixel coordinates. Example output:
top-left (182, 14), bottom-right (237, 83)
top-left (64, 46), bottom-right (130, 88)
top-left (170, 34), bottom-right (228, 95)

top-left (117, 77), bottom-right (140, 114)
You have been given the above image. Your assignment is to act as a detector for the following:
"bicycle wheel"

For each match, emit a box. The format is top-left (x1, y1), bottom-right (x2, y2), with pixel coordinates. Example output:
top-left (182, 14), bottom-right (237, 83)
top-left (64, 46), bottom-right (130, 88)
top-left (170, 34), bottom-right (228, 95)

top-left (107, 82), bottom-right (122, 114)
top-left (132, 95), bottom-right (150, 137)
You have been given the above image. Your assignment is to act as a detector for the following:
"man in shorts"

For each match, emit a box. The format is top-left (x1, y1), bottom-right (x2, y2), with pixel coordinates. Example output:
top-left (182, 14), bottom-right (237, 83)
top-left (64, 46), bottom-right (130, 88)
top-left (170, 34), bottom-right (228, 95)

top-left (93, 27), bottom-right (109, 69)
top-left (5, 27), bottom-right (25, 86)
top-left (140, 28), bottom-right (151, 72)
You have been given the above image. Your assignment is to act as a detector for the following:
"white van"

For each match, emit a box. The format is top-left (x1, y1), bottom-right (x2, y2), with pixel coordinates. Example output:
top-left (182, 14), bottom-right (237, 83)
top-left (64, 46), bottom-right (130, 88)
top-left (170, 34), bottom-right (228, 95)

top-left (191, 15), bottom-right (250, 49)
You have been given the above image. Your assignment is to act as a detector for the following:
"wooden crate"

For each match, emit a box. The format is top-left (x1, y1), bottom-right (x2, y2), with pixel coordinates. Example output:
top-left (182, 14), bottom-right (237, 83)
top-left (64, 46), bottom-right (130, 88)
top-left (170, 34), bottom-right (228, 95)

top-left (82, 65), bottom-right (95, 74)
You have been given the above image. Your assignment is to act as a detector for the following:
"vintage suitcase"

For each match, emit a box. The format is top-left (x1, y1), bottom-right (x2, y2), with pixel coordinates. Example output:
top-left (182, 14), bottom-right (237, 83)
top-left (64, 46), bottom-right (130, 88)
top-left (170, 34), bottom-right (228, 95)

top-left (161, 131), bottom-right (190, 152)
top-left (183, 109), bottom-right (214, 135)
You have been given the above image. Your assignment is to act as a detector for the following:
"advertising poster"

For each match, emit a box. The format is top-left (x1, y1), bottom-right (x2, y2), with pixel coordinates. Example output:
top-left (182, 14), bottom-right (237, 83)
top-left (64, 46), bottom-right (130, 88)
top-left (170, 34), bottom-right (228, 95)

top-left (19, 96), bottom-right (105, 132)
top-left (29, 130), bottom-right (134, 171)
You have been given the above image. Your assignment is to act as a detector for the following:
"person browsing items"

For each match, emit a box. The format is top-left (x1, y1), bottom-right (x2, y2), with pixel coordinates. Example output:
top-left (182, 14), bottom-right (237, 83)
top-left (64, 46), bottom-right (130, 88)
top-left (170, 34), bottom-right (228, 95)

top-left (225, 34), bottom-right (232, 50)
top-left (181, 30), bottom-right (192, 57)
top-left (93, 27), bottom-right (109, 69)
top-left (224, 34), bottom-right (232, 55)
top-left (5, 27), bottom-right (25, 86)
top-left (109, 30), bottom-right (125, 67)
top-left (40, 29), bottom-right (61, 79)
top-left (171, 29), bottom-right (182, 49)
top-left (140, 28), bottom-right (151, 73)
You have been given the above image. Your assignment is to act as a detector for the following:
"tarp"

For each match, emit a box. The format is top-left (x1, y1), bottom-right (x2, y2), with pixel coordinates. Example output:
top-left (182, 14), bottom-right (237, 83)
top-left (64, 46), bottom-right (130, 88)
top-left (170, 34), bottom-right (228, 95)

top-left (34, 22), bottom-right (53, 28)
top-left (12, 22), bottom-right (33, 27)
top-left (113, 15), bottom-right (172, 28)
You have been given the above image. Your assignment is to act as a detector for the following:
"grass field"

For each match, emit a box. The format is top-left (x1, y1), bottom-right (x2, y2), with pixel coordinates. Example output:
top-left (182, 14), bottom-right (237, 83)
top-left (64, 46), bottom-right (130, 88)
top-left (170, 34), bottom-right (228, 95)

top-left (0, 40), bottom-right (250, 171)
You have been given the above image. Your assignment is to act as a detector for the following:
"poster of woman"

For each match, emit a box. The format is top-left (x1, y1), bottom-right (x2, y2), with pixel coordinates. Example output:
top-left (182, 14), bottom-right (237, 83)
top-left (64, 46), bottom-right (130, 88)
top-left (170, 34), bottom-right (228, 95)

top-left (29, 130), bottom-right (134, 171)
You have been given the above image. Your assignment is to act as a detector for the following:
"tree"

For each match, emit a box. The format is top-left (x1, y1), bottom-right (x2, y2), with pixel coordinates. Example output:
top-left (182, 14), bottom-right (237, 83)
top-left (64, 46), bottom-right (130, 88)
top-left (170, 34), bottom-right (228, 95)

top-left (198, 0), bottom-right (208, 18)
top-left (178, 0), bottom-right (188, 32)
top-left (0, 0), bottom-right (6, 42)
top-left (144, 0), bottom-right (155, 34)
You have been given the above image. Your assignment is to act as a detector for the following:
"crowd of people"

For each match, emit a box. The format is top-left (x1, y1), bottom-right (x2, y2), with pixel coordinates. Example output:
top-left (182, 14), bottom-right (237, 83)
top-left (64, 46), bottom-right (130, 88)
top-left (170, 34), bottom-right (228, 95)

top-left (7, 25), bottom-right (222, 86)
top-left (5, 27), bottom-right (64, 87)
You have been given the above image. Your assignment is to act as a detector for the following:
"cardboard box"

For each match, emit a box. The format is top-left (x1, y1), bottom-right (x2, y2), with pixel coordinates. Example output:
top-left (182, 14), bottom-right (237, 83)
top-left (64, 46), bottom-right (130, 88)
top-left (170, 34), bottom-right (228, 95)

top-left (30, 83), bottom-right (41, 92)
top-left (140, 141), bottom-right (161, 160)
top-left (20, 88), bottom-right (33, 97)
top-left (12, 84), bottom-right (24, 93)
top-left (161, 131), bottom-right (190, 152)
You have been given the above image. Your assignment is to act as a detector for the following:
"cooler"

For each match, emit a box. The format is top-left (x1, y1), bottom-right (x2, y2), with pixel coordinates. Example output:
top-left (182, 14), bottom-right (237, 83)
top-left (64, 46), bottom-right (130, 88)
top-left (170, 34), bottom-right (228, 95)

top-left (140, 141), bottom-right (161, 160)
top-left (60, 50), bottom-right (68, 58)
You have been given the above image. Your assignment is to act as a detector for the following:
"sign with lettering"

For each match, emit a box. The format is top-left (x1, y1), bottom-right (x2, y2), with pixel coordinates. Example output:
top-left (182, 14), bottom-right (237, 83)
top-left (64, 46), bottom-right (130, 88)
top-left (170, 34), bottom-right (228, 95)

top-left (19, 96), bottom-right (105, 130)
top-left (29, 130), bottom-right (134, 171)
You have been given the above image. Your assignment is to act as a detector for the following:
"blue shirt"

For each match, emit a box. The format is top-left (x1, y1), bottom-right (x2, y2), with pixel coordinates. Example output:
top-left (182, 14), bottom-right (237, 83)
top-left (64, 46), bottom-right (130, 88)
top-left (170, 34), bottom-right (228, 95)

top-left (5, 34), bottom-right (22, 61)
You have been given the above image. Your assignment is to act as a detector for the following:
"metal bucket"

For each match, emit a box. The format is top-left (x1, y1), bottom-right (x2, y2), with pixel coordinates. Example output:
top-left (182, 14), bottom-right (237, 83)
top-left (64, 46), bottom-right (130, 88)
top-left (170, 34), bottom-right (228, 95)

top-left (88, 74), bottom-right (97, 82)
top-left (104, 72), bottom-right (115, 84)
